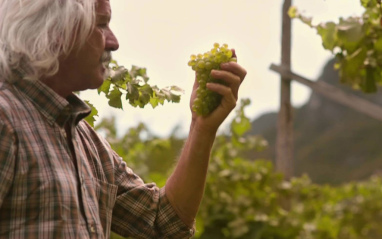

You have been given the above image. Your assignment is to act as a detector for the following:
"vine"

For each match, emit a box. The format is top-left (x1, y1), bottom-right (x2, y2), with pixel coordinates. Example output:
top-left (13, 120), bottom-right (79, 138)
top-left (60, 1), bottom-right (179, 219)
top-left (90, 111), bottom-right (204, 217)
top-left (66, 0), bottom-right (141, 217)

top-left (289, 0), bottom-right (382, 93)
top-left (84, 60), bottom-right (184, 126)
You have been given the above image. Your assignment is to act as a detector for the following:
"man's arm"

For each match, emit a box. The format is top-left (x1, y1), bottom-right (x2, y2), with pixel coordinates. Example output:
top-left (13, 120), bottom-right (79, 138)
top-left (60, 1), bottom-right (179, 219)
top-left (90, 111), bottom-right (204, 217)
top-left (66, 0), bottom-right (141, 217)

top-left (165, 57), bottom-right (247, 226)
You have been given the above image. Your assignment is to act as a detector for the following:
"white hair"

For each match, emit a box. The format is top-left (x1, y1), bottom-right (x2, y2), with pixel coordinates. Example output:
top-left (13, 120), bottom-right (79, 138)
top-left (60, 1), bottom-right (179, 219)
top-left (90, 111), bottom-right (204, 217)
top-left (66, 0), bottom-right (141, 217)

top-left (0, 0), bottom-right (97, 81)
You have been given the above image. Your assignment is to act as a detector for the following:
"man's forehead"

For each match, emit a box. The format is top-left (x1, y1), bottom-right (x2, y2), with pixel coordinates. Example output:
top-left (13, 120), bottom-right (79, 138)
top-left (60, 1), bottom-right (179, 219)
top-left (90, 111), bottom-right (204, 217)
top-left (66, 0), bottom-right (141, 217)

top-left (95, 0), bottom-right (111, 16)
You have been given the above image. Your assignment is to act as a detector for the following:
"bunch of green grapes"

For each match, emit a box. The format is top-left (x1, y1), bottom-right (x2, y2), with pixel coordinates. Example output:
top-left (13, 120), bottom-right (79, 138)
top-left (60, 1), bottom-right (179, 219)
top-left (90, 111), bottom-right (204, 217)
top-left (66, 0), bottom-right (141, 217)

top-left (188, 43), bottom-right (237, 116)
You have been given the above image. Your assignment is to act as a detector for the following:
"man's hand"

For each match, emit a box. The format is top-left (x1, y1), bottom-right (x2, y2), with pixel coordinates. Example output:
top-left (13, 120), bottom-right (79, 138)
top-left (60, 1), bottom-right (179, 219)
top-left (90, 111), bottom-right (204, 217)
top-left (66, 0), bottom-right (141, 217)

top-left (189, 49), bottom-right (247, 135)
top-left (165, 49), bottom-right (247, 229)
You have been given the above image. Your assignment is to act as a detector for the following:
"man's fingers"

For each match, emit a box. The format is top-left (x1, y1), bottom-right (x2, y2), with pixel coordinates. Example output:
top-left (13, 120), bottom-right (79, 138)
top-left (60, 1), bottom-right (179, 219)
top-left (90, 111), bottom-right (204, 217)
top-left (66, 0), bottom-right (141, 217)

top-left (206, 83), bottom-right (236, 110)
top-left (210, 70), bottom-right (241, 85)
top-left (220, 61), bottom-right (247, 82)
top-left (210, 70), bottom-right (241, 100)
top-left (231, 49), bottom-right (237, 59)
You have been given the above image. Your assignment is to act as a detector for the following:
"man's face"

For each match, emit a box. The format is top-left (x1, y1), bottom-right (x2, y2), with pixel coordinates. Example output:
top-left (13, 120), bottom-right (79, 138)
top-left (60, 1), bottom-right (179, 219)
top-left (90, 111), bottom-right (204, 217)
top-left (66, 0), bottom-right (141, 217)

top-left (58, 0), bottom-right (119, 93)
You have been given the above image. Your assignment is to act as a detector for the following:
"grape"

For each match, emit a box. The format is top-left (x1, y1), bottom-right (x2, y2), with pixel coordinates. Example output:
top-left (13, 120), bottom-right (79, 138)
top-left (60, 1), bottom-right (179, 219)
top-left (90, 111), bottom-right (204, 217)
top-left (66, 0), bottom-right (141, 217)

top-left (188, 43), bottom-right (237, 116)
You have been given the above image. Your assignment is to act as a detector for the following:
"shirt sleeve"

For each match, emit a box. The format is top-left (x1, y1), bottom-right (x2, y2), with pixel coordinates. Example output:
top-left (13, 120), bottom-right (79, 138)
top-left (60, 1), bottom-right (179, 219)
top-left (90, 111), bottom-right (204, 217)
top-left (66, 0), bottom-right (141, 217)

top-left (0, 120), bottom-right (16, 208)
top-left (110, 151), bottom-right (195, 239)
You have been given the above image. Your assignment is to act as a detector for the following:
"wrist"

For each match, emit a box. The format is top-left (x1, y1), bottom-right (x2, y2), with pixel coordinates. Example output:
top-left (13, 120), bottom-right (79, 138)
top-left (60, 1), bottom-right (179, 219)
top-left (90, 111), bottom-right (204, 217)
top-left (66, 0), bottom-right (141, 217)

top-left (189, 118), bottom-right (218, 138)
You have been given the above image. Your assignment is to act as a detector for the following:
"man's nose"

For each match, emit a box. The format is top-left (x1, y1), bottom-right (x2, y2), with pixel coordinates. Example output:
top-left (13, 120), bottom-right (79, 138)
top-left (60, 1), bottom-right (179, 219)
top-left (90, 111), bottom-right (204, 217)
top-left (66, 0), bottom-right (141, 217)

top-left (106, 29), bottom-right (119, 51)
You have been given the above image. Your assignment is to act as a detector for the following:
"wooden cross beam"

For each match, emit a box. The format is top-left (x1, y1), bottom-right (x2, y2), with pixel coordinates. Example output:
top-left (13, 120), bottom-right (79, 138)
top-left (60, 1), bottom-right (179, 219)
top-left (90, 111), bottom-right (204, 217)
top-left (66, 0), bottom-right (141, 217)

top-left (270, 63), bottom-right (382, 122)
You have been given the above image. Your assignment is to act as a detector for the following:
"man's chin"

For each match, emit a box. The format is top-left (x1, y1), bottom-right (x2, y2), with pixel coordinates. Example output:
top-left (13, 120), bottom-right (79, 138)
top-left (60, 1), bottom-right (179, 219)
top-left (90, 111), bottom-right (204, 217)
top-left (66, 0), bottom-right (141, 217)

top-left (84, 75), bottom-right (106, 91)
top-left (91, 78), bottom-right (105, 90)
top-left (82, 68), bottom-right (109, 91)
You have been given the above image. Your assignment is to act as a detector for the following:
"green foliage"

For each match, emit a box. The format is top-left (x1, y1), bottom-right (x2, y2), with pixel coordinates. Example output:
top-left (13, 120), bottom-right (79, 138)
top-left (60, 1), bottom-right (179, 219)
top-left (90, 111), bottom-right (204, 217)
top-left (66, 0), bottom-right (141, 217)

top-left (94, 117), bottom-right (179, 185)
top-left (196, 99), bottom-right (382, 239)
top-left (103, 98), bottom-right (382, 239)
top-left (84, 60), bottom-right (183, 126)
top-left (199, 166), bottom-right (382, 238)
top-left (289, 1), bottom-right (382, 93)
top-left (84, 100), bottom-right (99, 127)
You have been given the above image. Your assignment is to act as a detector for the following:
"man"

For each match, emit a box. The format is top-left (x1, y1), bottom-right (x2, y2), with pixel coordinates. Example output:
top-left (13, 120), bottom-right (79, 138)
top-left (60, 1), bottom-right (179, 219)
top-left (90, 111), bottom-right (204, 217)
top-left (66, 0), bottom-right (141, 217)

top-left (0, 0), bottom-right (246, 238)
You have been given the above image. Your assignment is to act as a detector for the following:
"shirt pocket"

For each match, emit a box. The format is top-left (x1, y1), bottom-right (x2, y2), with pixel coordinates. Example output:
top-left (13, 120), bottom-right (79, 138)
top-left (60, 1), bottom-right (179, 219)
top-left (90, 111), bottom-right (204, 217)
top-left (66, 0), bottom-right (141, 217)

top-left (84, 178), bottom-right (118, 238)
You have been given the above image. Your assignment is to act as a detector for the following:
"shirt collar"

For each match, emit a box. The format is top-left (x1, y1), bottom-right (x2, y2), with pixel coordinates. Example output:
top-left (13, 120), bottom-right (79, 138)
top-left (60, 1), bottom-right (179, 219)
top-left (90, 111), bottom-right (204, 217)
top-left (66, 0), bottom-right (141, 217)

top-left (13, 79), bottom-right (91, 127)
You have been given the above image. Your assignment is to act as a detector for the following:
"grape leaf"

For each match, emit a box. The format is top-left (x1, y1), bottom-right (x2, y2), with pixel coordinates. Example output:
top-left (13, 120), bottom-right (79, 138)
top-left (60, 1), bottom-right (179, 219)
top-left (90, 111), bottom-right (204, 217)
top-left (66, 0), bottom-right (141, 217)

top-left (231, 117), bottom-right (251, 137)
top-left (107, 86), bottom-right (123, 109)
top-left (291, 4), bottom-right (382, 93)
top-left (170, 85), bottom-right (185, 94)
top-left (82, 60), bottom-right (184, 126)
top-left (98, 79), bottom-right (111, 95)
top-left (169, 93), bottom-right (181, 103)
top-left (137, 84), bottom-right (153, 108)
top-left (150, 97), bottom-right (159, 108)
top-left (288, 6), bottom-right (298, 18)
top-left (126, 82), bottom-right (139, 102)
top-left (317, 22), bottom-right (337, 51)
top-left (84, 100), bottom-right (99, 127)
top-left (363, 67), bottom-right (378, 93)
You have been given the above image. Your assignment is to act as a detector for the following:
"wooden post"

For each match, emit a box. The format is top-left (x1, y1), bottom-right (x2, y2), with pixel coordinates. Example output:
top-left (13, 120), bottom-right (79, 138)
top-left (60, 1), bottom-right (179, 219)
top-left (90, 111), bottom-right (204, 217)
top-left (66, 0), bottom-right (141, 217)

top-left (276, 0), bottom-right (294, 179)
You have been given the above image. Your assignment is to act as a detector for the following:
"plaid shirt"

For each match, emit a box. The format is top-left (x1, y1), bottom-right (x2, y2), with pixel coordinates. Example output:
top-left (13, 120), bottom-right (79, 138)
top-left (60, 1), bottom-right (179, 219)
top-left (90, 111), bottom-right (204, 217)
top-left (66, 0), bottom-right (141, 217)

top-left (0, 78), bottom-right (195, 239)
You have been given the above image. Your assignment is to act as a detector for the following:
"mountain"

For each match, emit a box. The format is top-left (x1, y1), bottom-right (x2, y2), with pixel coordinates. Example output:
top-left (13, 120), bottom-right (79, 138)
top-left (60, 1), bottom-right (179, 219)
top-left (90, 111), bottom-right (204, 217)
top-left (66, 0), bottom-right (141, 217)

top-left (249, 59), bottom-right (382, 185)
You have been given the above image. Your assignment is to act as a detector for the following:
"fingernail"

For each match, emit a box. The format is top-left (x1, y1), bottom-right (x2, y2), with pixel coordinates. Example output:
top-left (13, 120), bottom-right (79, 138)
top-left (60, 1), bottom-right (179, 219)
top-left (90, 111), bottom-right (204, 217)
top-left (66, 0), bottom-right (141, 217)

top-left (210, 70), bottom-right (218, 76)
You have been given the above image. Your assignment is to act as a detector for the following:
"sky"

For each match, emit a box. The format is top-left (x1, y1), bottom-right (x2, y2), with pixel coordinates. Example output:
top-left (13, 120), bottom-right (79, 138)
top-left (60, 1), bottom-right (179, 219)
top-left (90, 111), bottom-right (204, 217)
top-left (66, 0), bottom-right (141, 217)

top-left (81, 0), bottom-right (365, 137)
